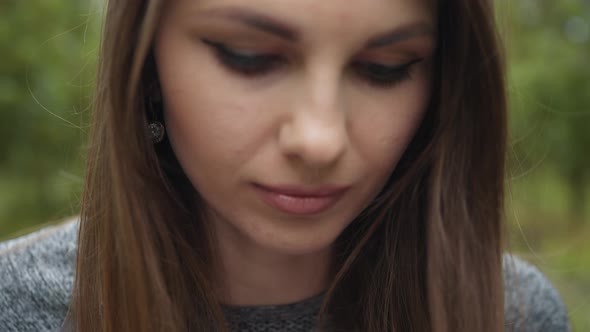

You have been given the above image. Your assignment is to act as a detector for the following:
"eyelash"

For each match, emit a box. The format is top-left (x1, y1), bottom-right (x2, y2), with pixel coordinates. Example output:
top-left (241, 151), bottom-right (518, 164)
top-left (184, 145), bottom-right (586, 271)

top-left (202, 39), bottom-right (422, 87)
top-left (203, 39), bottom-right (283, 76)
top-left (353, 59), bottom-right (422, 87)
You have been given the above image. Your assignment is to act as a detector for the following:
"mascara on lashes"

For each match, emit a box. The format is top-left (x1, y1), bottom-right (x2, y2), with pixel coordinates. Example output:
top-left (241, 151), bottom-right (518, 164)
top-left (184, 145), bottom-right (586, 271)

top-left (201, 38), bottom-right (283, 75)
top-left (201, 38), bottom-right (422, 86)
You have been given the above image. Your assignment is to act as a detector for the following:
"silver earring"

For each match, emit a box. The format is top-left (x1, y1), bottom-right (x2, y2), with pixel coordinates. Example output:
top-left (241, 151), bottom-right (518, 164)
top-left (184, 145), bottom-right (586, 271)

top-left (148, 121), bottom-right (165, 143)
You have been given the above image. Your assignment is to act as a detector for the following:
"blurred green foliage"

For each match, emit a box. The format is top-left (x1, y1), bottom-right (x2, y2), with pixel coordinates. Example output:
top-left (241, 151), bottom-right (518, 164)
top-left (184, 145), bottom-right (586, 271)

top-left (0, 1), bottom-right (98, 235)
top-left (500, 1), bottom-right (590, 330)
top-left (0, 0), bottom-right (588, 330)
top-left (505, 0), bottom-right (590, 222)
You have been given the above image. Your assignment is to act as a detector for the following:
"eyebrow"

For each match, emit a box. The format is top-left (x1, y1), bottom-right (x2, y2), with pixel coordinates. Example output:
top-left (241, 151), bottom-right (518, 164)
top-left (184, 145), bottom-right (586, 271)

top-left (201, 7), bottom-right (433, 46)
top-left (366, 23), bottom-right (434, 48)
top-left (201, 7), bottom-right (299, 41)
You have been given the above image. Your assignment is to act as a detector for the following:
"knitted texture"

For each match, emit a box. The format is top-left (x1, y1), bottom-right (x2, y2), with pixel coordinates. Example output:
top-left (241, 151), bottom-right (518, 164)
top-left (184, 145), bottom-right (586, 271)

top-left (222, 293), bottom-right (324, 332)
top-left (503, 255), bottom-right (572, 332)
top-left (0, 221), bottom-right (76, 332)
top-left (0, 221), bottom-right (571, 332)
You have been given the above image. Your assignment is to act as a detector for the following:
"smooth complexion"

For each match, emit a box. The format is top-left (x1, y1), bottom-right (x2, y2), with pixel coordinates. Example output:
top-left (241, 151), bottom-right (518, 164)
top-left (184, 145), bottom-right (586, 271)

top-left (155, 0), bottom-right (436, 306)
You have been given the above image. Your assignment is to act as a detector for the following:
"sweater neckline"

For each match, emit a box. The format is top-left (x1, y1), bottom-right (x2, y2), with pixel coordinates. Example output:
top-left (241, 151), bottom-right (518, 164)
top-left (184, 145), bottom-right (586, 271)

top-left (220, 291), bottom-right (325, 320)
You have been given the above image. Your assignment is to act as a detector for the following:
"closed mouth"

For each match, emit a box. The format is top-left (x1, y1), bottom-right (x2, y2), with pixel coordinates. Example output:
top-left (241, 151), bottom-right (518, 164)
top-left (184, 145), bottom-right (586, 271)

top-left (252, 183), bottom-right (349, 215)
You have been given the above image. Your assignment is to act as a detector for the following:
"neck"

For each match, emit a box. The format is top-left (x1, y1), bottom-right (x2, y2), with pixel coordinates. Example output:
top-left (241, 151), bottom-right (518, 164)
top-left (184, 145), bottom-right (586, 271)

top-left (212, 220), bottom-right (334, 306)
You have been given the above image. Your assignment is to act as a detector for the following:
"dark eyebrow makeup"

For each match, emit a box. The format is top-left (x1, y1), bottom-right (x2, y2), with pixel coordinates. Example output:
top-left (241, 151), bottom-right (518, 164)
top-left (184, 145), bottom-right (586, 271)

top-left (200, 7), bottom-right (433, 47)
top-left (201, 7), bottom-right (299, 41)
top-left (366, 23), bottom-right (434, 48)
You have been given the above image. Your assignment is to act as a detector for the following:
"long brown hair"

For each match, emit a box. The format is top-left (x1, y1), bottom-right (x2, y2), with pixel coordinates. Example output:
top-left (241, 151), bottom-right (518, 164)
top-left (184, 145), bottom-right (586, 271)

top-left (65, 0), bottom-right (507, 331)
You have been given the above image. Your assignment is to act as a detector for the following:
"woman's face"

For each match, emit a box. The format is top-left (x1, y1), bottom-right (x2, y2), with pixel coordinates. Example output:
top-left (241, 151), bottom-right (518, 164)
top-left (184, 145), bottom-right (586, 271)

top-left (155, 0), bottom-right (436, 255)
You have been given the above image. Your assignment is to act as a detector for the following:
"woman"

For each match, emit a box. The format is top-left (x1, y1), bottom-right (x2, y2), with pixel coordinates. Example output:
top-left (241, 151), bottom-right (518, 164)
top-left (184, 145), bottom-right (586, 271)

top-left (0, 0), bottom-right (571, 331)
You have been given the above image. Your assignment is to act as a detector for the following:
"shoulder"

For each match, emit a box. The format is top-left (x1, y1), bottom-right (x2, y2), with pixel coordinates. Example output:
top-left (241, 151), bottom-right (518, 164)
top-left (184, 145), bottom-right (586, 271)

top-left (0, 218), bottom-right (78, 332)
top-left (503, 254), bottom-right (571, 332)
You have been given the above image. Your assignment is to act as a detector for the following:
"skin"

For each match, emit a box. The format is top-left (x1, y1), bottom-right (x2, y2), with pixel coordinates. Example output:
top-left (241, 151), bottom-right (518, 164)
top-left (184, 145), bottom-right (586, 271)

top-left (155, 0), bottom-right (436, 306)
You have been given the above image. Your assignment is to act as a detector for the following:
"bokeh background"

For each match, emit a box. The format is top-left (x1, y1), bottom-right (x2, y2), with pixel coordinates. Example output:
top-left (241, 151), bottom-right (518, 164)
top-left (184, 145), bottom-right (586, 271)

top-left (1, 1), bottom-right (589, 330)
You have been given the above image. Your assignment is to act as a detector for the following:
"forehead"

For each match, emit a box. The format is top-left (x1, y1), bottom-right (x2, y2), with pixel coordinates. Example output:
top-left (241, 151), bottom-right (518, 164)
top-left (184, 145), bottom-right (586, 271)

top-left (167, 0), bottom-right (436, 37)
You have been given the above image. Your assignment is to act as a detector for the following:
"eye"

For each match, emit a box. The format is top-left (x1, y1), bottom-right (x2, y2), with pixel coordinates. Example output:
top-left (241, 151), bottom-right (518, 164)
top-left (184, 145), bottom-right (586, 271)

top-left (353, 59), bottom-right (422, 87)
top-left (202, 39), bottom-right (283, 76)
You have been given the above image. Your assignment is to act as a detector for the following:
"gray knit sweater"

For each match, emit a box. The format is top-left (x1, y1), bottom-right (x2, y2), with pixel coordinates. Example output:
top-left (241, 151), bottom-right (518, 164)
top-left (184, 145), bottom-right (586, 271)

top-left (0, 220), bottom-right (571, 332)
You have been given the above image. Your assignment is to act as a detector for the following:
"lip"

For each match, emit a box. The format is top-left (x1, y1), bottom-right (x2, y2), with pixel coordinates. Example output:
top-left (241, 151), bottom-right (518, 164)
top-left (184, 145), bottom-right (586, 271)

top-left (253, 183), bottom-right (349, 215)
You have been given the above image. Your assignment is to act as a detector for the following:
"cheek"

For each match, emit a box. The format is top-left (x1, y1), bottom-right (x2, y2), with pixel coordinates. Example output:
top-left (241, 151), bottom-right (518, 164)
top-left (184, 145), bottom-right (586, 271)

top-left (161, 91), bottom-right (269, 195)
top-left (154, 30), bottom-right (269, 176)
top-left (350, 72), bottom-right (431, 177)
top-left (156, 69), bottom-right (292, 209)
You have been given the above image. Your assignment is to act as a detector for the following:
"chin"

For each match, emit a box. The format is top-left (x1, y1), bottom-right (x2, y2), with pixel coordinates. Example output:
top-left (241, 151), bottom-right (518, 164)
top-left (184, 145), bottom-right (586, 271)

top-left (257, 232), bottom-right (338, 256)
top-left (241, 214), bottom-right (351, 256)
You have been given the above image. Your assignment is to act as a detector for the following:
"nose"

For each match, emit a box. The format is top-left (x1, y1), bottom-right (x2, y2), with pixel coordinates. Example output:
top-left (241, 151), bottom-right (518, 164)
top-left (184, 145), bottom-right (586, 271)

top-left (278, 76), bottom-right (348, 168)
